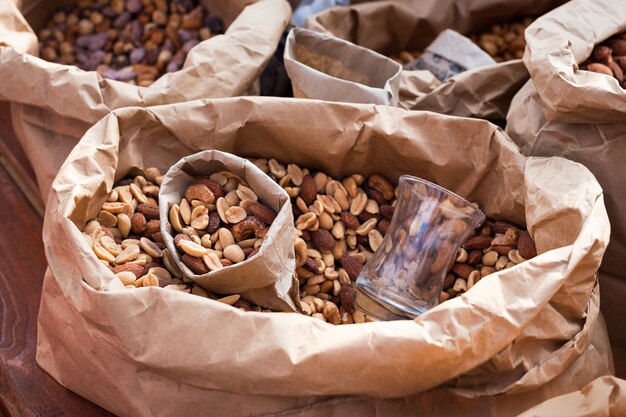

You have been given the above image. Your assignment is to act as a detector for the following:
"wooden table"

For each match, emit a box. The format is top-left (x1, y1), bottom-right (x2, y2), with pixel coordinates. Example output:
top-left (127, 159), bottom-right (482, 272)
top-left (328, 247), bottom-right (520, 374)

top-left (0, 101), bottom-right (112, 416)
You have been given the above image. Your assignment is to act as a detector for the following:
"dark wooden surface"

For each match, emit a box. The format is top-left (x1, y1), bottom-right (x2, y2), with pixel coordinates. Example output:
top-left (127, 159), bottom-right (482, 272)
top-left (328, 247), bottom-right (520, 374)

top-left (0, 102), bottom-right (112, 416)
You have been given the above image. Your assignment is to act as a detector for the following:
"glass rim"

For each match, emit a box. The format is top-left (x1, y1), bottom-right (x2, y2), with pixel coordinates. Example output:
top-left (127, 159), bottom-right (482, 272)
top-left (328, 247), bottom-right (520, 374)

top-left (399, 175), bottom-right (483, 218)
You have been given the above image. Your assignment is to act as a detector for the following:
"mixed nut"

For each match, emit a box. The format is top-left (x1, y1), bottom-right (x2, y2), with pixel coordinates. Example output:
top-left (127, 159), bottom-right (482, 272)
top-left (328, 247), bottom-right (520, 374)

top-left (469, 17), bottom-right (534, 62)
top-left (580, 31), bottom-right (626, 88)
top-left (38, 0), bottom-right (224, 86)
top-left (82, 162), bottom-right (538, 324)
top-left (168, 172), bottom-right (277, 274)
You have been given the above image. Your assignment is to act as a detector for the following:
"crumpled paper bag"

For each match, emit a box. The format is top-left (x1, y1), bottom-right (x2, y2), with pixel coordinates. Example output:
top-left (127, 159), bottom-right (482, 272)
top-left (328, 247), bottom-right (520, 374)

top-left (159, 149), bottom-right (299, 312)
top-left (305, 0), bottom-right (566, 119)
top-left (506, 0), bottom-right (626, 378)
top-left (0, 0), bottom-right (291, 202)
top-left (517, 376), bottom-right (626, 417)
top-left (284, 27), bottom-right (403, 105)
top-left (40, 97), bottom-right (611, 417)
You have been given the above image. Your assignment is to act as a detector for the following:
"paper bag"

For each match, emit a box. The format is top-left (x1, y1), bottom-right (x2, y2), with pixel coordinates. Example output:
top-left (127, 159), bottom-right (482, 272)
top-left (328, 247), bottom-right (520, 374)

top-left (506, 0), bottom-right (626, 378)
top-left (517, 376), bottom-right (626, 417)
top-left (305, 0), bottom-right (566, 119)
top-left (40, 97), bottom-right (611, 416)
top-left (284, 27), bottom-right (403, 105)
top-left (0, 0), bottom-right (291, 203)
top-left (159, 150), bottom-right (299, 311)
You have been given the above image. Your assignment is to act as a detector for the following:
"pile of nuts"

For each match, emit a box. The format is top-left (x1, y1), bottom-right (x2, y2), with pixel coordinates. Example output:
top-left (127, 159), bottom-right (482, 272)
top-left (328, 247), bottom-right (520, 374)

top-left (580, 32), bottom-right (626, 88)
top-left (38, 0), bottom-right (224, 86)
top-left (83, 163), bottom-right (538, 324)
top-left (81, 168), bottom-right (262, 310)
top-left (469, 17), bottom-right (534, 62)
top-left (168, 172), bottom-right (277, 274)
top-left (253, 159), bottom-right (538, 323)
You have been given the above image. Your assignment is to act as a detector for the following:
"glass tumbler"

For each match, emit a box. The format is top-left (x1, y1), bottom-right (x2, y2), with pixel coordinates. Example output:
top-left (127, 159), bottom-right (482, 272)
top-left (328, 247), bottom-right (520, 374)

top-left (355, 176), bottom-right (485, 319)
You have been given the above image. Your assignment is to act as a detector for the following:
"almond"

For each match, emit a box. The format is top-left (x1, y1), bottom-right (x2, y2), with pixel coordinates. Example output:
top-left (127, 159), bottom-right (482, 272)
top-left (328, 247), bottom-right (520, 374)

top-left (490, 221), bottom-right (517, 234)
top-left (467, 250), bottom-right (483, 265)
top-left (340, 212), bottom-right (360, 229)
top-left (462, 235), bottom-right (491, 250)
top-left (143, 219), bottom-right (160, 238)
top-left (312, 229), bottom-right (335, 253)
top-left (185, 183), bottom-right (215, 205)
top-left (341, 254), bottom-right (362, 281)
top-left (247, 202), bottom-right (276, 225)
top-left (136, 204), bottom-right (160, 221)
top-left (112, 263), bottom-right (144, 278)
top-left (207, 211), bottom-right (221, 233)
top-left (379, 204), bottom-right (394, 220)
top-left (174, 233), bottom-right (191, 250)
top-left (299, 174), bottom-right (317, 205)
top-left (196, 179), bottom-right (224, 198)
top-left (518, 230), bottom-right (537, 259)
top-left (377, 218), bottom-right (390, 235)
top-left (340, 283), bottom-right (356, 313)
top-left (182, 254), bottom-right (209, 275)
top-left (586, 62), bottom-right (613, 76)
top-left (452, 263), bottom-right (474, 279)
top-left (130, 212), bottom-right (147, 235)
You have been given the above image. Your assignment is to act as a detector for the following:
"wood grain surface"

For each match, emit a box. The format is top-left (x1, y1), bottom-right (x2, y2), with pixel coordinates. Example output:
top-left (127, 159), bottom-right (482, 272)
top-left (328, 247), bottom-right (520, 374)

top-left (0, 101), bottom-right (112, 416)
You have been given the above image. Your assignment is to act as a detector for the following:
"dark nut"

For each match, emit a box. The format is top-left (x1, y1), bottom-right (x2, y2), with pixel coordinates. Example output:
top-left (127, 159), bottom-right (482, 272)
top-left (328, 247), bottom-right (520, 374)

top-left (230, 216), bottom-right (266, 241)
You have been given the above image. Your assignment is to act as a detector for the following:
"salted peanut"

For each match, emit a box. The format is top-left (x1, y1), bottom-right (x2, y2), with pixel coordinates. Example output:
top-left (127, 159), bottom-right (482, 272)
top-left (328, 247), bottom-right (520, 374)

top-left (223, 190), bottom-right (239, 207)
top-left (296, 212), bottom-right (318, 230)
top-left (102, 202), bottom-right (127, 214)
top-left (133, 276), bottom-right (146, 287)
top-left (225, 206), bottom-right (247, 224)
top-left (268, 159), bottom-right (286, 178)
top-left (343, 177), bottom-right (358, 198)
top-left (115, 186), bottom-right (133, 204)
top-left (97, 210), bottom-right (117, 228)
top-left (333, 279), bottom-right (341, 296)
top-left (294, 238), bottom-right (308, 267)
top-left (106, 190), bottom-right (119, 202)
top-left (307, 275), bottom-right (325, 286)
top-left (346, 235), bottom-right (357, 249)
top-left (324, 268), bottom-right (339, 280)
top-left (217, 294), bottom-right (240, 306)
top-left (467, 270), bottom-right (480, 289)
top-left (140, 237), bottom-right (163, 258)
top-left (332, 221), bottom-right (345, 240)
top-left (495, 255), bottom-right (509, 271)
top-left (140, 273), bottom-right (159, 287)
top-left (179, 240), bottom-right (207, 257)
top-left (287, 164), bottom-right (303, 186)
top-left (92, 241), bottom-right (113, 264)
top-left (482, 250), bottom-right (498, 266)
top-left (169, 204), bottom-right (184, 233)
top-left (164, 284), bottom-right (191, 293)
top-left (200, 234), bottom-right (212, 248)
top-left (356, 218), bottom-right (377, 236)
top-left (143, 167), bottom-right (161, 183)
top-left (285, 187), bottom-right (299, 198)
top-left (453, 278), bottom-right (467, 292)
top-left (333, 188), bottom-right (350, 211)
top-left (312, 313), bottom-right (326, 321)
top-left (322, 252), bottom-right (334, 267)
top-left (100, 236), bottom-right (121, 256)
top-left (115, 244), bottom-right (140, 264)
top-left (182, 226), bottom-right (200, 237)
top-left (179, 198), bottom-right (192, 225)
top-left (117, 214), bottom-right (131, 238)
top-left (191, 286), bottom-right (210, 298)
top-left (296, 197), bottom-right (309, 214)
top-left (203, 252), bottom-right (223, 271)
top-left (191, 213), bottom-right (209, 230)
top-left (456, 248), bottom-right (468, 263)
top-left (236, 185), bottom-right (258, 202)
top-left (115, 271), bottom-right (136, 286)
top-left (508, 249), bottom-right (526, 265)
top-left (349, 192), bottom-right (368, 216)
top-left (224, 244), bottom-right (245, 263)
top-left (216, 197), bottom-right (230, 223)
top-left (303, 284), bottom-right (321, 295)
top-left (368, 229), bottom-right (384, 252)
top-left (307, 248), bottom-right (322, 259)
top-left (149, 267), bottom-right (171, 281)
top-left (238, 238), bottom-right (256, 249)
top-left (83, 220), bottom-right (101, 235)
top-left (210, 172), bottom-right (228, 186)
top-left (130, 183), bottom-right (147, 204)
top-left (218, 228), bottom-right (235, 248)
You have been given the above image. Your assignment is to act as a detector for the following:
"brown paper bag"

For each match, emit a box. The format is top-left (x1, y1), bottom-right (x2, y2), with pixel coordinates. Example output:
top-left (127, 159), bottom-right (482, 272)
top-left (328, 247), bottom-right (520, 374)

top-left (506, 0), bottom-right (626, 378)
top-left (40, 97), bottom-right (612, 417)
top-left (159, 150), bottom-right (299, 311)
top-left (0, 0), bottom-right (291, 203)
top-left (517, 376), bottom-right (626, 417)
top-left (284, 27), bottom-right (403, 105)
top-left (305, 0), bottom-right (566, 119)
